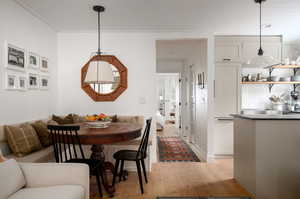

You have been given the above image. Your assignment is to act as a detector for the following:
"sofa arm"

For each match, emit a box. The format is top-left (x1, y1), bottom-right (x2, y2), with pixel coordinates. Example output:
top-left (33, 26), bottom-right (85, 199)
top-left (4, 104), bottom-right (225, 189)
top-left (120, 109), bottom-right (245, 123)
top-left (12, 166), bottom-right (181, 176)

top-left (20, 163), bottom-right (89, 199)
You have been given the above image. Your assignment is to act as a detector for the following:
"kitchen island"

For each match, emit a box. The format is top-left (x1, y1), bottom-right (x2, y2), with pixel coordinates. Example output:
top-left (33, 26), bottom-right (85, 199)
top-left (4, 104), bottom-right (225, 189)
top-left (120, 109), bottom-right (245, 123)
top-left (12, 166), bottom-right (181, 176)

top-left (231, 114), bottom-right (300, 199)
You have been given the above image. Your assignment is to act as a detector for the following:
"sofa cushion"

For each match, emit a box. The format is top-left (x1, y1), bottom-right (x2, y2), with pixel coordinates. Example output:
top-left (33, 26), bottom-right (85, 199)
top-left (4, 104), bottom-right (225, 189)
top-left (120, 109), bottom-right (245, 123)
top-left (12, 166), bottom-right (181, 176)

top-left (0, 159), bottom-right (26, 199)
top-left (31, 121), bottom-right (51, 147)
top-left (52, 114), bottom-right (74, 125)
top-left (8, 185), bottom-right (84, 199)
top-left (5, 124), bottom-right (42, 157)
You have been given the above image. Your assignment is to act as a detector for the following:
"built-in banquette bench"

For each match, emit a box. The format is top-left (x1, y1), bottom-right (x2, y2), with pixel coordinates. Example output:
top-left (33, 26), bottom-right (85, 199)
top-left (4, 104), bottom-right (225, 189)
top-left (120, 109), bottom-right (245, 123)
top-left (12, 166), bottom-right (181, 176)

top-left (0, 120), bottom-right (54, 163)
top-left (0, 115), bottom-right (151, 170)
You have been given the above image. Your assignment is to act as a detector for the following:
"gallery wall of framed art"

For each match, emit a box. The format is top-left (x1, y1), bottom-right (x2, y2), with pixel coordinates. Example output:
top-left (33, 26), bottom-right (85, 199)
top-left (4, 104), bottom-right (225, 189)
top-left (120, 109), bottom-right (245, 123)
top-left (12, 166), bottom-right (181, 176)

top-left (3, 41), bottom-right (50, 91)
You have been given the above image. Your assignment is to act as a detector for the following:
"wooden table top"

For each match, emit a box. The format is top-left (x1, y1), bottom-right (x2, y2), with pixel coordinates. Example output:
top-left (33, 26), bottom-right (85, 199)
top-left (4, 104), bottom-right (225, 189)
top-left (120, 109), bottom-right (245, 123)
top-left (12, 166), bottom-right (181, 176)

top-left (77, 122), bottom-right (143, 145)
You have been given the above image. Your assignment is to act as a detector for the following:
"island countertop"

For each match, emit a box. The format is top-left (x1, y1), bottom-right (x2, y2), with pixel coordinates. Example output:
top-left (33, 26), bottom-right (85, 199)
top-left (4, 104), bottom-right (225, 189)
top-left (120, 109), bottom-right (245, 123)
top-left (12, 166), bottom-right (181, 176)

top-left (231, 113), bottom-right (300, 120)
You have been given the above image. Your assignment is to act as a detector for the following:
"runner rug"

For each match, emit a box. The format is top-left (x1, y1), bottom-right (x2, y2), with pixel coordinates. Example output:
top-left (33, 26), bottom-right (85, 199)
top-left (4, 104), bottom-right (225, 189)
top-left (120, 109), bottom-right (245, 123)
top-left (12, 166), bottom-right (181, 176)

top-left (157, 136), bottom-right (200, 162)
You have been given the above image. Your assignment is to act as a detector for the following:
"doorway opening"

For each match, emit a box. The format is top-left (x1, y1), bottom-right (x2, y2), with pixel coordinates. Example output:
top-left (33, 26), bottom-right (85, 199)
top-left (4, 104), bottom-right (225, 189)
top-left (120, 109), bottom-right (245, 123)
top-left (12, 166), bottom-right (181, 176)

top-left (155, 39), bottom-right (208, 162)
top-left (157, 73), bottom-right (181, 137)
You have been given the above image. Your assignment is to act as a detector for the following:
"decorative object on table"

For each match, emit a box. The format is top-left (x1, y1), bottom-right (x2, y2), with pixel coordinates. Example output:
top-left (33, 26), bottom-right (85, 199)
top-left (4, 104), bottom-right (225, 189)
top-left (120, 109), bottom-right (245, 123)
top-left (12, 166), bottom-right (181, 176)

top-left (5, 72), bottom-right (18, 90)
top-left (52, 114), bottom-right (74, 125)
top-left (112, 118), bottom-right (152, 194)
top-left (157, 136), bottom-right (200, 162)
top-left (28, 73), bottom-right (39, 89)
top-left (47, 125), bottom-right (104, 198)
top-left (243, 0), bottom-right (280, 68)
top-left (18, 75), bottom-right (27, 91)
top-left (4, 42), bottom-right (26, 71)
top-left (284, 57), bottom-right (290, 65)
top-left (85, 113), bottom-right (112, 122)
top-left (28, 52), bottom-right (40, 69)
top-left (40, 76), bottom-right (49, 90)
top-left (81, 5), bottom-right (127, 102)
top-left (40, 57), bottom-right (49, 72)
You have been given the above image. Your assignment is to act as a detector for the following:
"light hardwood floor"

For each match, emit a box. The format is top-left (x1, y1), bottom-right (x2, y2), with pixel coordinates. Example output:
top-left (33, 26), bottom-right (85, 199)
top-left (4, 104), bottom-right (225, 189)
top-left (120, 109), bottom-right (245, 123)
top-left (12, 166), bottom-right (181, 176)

top-left (90, 159), bottom-right (252, 199)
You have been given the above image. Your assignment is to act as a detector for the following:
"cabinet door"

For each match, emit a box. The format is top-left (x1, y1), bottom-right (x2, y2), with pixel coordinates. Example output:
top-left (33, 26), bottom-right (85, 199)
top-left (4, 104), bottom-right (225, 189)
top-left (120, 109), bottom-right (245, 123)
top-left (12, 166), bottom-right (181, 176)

top-left (214, 119), bottom-right (234, 155)
top-left (214, 64), bottom-right (239, 117)
top-left (216, 43), bottom-right (242, 63)
top-left (242, 42), bottom-right (282, 62)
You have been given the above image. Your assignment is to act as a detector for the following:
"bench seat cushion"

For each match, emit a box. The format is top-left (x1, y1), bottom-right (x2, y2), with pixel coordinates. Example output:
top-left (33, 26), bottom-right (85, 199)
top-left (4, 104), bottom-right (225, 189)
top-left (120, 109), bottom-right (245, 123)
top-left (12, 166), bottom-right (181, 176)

top-left (5, 146), bottom-right (54, 163)
top-left (8, 185), bottom-right (84, 199)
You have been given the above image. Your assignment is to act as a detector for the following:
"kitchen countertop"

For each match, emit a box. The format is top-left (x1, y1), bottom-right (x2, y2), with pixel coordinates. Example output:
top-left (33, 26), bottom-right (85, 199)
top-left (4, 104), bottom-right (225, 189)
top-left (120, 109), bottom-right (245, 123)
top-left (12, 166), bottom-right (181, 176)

top-left (231, 113), bottom-right (300, 120)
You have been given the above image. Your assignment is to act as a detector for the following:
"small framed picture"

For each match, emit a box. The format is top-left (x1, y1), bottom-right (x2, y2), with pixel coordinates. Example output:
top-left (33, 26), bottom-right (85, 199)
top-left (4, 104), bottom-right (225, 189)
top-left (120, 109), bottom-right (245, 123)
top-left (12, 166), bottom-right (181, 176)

top-left (28, 73), bottom-right (39, 89)
top-left (40, 57), bottom-right (49, 72)
top-left (5, 42), bottom-right (26, 71)
top-left (18, 76), bottom-right (27, 91)
top-left (5, 73), bottom-right (18, 90)
top-left (28, 52), bottom-right (40, 69)
top-left (40, 76), bottom-right (49, 90)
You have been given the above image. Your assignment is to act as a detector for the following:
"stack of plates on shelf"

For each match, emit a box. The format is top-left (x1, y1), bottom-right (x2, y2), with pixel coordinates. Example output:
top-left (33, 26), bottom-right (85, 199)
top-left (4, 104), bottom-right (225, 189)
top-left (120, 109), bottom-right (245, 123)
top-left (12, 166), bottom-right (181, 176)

top-left (279, 77), bottom-right (291, 82)
top-left (85, 121), bottom-right (111, 128)
top-left (291, 76), bottom-right (300, 81)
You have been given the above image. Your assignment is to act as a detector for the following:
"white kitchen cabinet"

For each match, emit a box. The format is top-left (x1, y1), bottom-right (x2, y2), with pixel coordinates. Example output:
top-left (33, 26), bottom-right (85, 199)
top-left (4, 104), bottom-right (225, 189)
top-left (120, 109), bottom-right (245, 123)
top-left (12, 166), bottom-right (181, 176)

top-left (214, 119), bottom-right (234, 155)
top-left (215, 43), bottom-right (242, 63)
top-left (213, 64), bottom-right (240, 155)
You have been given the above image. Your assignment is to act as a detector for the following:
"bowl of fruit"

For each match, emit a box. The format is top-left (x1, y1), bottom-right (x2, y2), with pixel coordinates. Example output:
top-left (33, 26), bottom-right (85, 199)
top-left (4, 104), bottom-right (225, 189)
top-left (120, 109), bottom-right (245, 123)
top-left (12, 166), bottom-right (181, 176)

top-left (85, 113), bottom-right (111, 128)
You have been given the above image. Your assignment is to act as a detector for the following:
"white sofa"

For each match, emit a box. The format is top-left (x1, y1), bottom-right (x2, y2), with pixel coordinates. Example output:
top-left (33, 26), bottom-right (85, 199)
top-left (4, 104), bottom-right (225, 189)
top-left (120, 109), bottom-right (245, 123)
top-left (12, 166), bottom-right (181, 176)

top-left (0, 159), bottom-right (89, 199)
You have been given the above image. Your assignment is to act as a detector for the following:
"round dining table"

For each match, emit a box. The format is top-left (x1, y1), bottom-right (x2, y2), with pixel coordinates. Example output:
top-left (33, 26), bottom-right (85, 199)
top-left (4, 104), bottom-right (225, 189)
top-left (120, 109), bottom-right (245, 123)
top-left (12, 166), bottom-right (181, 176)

top-left (77, 122), bottom-right (143, 197)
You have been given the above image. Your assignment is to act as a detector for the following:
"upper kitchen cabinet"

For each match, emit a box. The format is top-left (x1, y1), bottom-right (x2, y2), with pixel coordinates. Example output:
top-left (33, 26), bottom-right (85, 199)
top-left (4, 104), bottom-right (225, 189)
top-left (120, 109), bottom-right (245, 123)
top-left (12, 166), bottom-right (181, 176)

top-left (215, 42), bottom-right (242, 63)
top-left (215, 36), bottom-right (282, 64)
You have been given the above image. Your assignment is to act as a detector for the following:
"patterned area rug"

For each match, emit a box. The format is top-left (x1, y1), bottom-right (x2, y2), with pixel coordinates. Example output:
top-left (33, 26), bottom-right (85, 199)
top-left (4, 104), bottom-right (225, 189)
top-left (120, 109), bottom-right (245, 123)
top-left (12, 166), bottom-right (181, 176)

top-left (157, 136), bottom-right (200, 162)
top-left (157, 197), bottom-right (251, 199)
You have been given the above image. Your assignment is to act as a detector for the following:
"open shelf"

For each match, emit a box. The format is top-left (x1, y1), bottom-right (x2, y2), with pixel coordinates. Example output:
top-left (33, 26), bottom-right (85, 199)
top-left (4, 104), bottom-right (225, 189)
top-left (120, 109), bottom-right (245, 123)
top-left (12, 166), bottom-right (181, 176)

top-left (265, 65), bottom-right (300, 69)
top-left (241, 81), bottom-right (300, 84)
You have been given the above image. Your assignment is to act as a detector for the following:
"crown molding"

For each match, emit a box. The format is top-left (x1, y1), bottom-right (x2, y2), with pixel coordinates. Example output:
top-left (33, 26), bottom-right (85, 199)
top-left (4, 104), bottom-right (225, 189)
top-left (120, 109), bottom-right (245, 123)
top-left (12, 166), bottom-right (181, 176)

top-left (13, 0), bottom-right (58, 32)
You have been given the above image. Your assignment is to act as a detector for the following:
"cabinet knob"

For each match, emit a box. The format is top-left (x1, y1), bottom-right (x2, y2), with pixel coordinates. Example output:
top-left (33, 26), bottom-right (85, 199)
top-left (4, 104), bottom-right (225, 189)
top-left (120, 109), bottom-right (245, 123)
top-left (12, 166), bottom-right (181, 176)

top-left (223, 58), bottom-right (232, 62)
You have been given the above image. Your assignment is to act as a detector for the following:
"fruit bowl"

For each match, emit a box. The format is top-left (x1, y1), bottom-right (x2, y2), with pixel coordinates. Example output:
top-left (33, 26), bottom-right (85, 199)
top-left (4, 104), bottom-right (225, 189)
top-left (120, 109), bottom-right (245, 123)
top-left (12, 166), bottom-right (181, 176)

top-left (85, 121), bottom-right (111, 128)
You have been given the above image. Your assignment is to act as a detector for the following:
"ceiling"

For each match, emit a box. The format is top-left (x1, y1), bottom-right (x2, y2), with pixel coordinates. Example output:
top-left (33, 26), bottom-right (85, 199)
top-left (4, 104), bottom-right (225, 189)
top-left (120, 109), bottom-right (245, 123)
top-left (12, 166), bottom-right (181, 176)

top-left (14, 0), bottom-right (300, 41)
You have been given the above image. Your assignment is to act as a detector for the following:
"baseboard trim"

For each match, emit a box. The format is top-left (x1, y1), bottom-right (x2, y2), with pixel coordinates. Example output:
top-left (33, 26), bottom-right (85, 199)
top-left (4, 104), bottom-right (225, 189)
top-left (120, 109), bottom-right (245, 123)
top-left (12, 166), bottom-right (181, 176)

top-left (188, 143), bottom-right (207, 162)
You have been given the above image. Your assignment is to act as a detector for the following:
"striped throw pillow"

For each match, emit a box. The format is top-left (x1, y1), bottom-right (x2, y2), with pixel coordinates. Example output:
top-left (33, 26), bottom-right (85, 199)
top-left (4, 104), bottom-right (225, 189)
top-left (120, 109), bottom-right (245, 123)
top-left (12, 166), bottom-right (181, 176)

top-left (5, 124), bottom-right (42, 157)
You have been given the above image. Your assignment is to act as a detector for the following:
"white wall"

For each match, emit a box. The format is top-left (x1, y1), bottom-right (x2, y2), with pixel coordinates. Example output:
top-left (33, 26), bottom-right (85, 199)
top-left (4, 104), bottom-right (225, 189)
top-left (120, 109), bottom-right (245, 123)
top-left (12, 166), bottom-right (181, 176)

top-left (0, 0), bottom-right (58, 125)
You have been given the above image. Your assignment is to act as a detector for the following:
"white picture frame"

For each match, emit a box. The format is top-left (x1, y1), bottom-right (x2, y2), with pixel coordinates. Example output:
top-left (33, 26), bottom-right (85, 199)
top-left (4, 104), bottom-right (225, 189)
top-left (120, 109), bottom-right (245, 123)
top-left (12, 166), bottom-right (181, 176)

top-left (4, 42), bottom-right (26, 72)
top-left (40, 57), bottom-right (49, 72)
top-left (40, 76), bottom-right (49, 90)
top-left (28, 73), bottom-right (39, 89)
top-left (5, 73), bottom-right (18, 90)
top-left (28, 52), bottom-right (40, 70)
top-left (18, 75), bottom-right (27, 91)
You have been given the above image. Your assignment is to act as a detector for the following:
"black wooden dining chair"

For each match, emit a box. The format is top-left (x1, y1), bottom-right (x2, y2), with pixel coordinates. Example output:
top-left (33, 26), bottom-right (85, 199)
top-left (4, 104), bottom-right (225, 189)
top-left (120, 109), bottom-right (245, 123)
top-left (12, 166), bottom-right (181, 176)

top-left (47, 125), bottom-right (104, 198)
top-left (112, 118), bottom-right (152, 194)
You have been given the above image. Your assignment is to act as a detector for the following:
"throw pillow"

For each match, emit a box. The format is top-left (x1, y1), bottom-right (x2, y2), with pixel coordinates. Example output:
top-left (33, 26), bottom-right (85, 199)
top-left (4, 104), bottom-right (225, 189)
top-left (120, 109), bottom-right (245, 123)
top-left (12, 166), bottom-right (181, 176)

top-left (31, 121), bottom-right (51, 147)
top-left (0, 159), bottom-right (26, 199)
top-left (52, 114), bottom-right (74, 125)
top-left (47, 119), bottom-right (59, 125)
top-left (5, 124), bottom-right (42, 157)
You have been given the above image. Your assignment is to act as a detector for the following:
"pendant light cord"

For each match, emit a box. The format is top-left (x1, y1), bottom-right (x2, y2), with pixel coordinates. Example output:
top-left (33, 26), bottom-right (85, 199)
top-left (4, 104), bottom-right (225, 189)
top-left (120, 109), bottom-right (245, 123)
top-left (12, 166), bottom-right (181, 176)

top-left (97, 10), bottom-right (101, 55)
top-left (258, 1), bottom-right (264, 56)
top-left (259, 1), bottom-right (262, 50)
